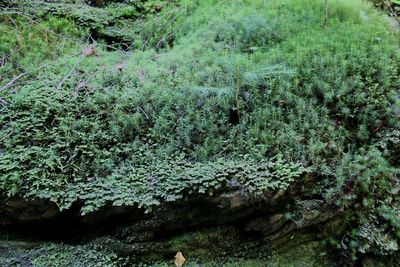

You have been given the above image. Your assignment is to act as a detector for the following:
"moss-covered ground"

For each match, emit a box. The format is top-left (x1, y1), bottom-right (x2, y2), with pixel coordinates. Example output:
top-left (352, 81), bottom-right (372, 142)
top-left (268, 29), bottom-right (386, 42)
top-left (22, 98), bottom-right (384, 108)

top-left (0, 0), bottom-right (399, 266)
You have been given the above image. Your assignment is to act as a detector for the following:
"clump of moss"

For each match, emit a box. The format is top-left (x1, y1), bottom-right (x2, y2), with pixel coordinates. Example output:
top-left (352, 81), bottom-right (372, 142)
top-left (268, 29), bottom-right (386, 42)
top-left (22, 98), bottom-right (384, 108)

top-left (1, 0), bottom-right (177, 49)
top-left (0, 15), bottom-right (83, 82)
top-left (0, 240), bottom-right (120, 267)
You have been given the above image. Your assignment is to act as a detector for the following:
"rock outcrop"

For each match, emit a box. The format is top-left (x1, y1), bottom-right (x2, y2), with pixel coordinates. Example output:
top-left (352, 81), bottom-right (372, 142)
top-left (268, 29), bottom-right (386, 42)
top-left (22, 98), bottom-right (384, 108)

top-left (0, 187), bottom-right (346, 265)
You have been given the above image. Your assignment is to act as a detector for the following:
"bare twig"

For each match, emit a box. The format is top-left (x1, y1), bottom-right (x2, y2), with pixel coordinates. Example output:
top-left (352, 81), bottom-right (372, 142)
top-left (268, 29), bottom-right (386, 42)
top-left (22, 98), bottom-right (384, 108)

top-left (57, 44), bottom-right (97, 90)
top-left (0, 57), bottom-right (64, 93)
top-left (74, 68), bottom-right (102, 94)
top-left (384, 0), bottom-right (400, 25)
top-left (138, 107), bottom-right (149, 119)
top-left (0, 54), bottom-right (7, 67)
top-left (0, 72), bottom-right (31, 93)
top-left (56, 56), bottom-right (85, 90)
top-left (324, 0), bottom-right (329, 29)
top-left (0, 97), bottom-right (8, 106)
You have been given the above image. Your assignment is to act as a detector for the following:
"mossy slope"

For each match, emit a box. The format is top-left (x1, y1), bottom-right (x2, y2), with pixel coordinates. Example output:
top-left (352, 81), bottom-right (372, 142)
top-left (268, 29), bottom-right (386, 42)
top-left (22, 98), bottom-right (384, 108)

top-left (0, 0), bottom-right (399, 265)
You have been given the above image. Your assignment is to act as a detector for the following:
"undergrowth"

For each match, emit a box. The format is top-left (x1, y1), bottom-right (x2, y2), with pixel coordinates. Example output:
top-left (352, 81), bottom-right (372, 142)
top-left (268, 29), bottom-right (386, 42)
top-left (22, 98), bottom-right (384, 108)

top-left (0, 0), bottom-right (399, 264)
top-left (0, 14), bottom-right (83, 82)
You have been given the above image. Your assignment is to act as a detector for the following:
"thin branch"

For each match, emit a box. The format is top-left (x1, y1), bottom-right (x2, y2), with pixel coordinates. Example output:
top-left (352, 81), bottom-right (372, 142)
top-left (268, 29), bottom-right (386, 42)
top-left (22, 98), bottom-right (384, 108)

top-left (324, 0), bottom-right (329, 29)
top-left (56, 56), bottom-right (85, 90)
top-left (385, 0), bottom-right (400, 26)
top-left (0, 97), bottom-right (8, 106)
top-left (74, 68), bottom-right (102, 94)
top-left (0, 60), bottom-right (54, 93)
top-left (0, 72), bottom-right (31, 93)
top-left (0, 54), bottom-right (6, 67)
top-left (138, 107), bottom-right (149, 120)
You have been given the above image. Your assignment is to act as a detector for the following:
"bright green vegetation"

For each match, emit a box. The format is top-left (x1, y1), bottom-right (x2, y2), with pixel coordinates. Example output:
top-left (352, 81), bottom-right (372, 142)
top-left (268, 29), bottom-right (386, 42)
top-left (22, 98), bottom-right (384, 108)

top-left (0, 0), bottom-right (176, 81)
top-left (0, 0), bottom-right (400, 265)
top-left (0, 15), bottom-right (82, 81)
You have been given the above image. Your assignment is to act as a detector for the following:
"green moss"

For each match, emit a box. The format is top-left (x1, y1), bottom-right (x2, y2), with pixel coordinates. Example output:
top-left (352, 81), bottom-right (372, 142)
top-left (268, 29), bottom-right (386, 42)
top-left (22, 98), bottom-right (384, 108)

top-left (267, 241), bottom-right (330, 267)
top-left (0, 0), bottom-right (399, 263)
top-left (0, 15), bottom-right (83, 82)
top-left (0, 239), bottom-right (120, 267)
top-left (1, 0), bottom-right (177, 49)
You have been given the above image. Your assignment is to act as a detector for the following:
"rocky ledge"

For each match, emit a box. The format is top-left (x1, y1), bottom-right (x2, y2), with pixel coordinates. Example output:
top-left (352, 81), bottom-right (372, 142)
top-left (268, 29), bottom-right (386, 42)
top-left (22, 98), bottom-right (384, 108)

top-left (0, 187), bottom-right (350, 266)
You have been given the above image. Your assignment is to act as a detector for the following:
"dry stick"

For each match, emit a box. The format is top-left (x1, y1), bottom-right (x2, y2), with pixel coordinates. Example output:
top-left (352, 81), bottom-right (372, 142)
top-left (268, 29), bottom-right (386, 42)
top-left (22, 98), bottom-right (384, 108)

top-left (56, 55), bottom-right (85, 90)
top-left (138, 107), bottom-right (149, 120)
top-left (0, 97), bottom-right (8, 106)
top-left (385, 0), bottom-right (400, 26)
top-left (5, 53), bottom-right (76, 91)
top-left (0, 72), bottom-right (31, 93)
top-left (0, 54), bottom-right (7, 67)
top-left (0, 60), bottom-right (55, 93)
top-left (74, 68), bottom-right (102, 94)
top-left (324, 0), bottom-right (329, 29)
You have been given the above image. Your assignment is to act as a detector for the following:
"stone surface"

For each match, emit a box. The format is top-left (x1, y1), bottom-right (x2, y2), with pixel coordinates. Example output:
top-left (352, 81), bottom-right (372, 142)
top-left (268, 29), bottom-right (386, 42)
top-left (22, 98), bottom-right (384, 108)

top-left (0, 188), bottom-right (346, 265)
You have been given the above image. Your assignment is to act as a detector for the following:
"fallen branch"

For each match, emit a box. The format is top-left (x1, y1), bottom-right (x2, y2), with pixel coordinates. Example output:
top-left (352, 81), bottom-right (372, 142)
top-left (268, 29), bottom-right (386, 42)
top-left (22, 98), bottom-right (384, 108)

top-left (56, 56), bottom-right (85, 90)
top-left (138, 106), bottom-right (149, 120)
top-left (380, 1), bottom-right (400, 25)
top-left (57, 45), bottom-right (96, 90)
top-left (387, 1), bottom-right (400, 25)
top-left (324, 0), bottom-right (329, 29)
top-left (0, 61), bottom-right (53, 93)
top-left (0, 54), bottom-right (6, 67)
top-left (74, 68), bottom-right (103, 94)
top-left (0, 97), bottom-right (8, 106)
top-left (0, 72), bottom-right (31, 93)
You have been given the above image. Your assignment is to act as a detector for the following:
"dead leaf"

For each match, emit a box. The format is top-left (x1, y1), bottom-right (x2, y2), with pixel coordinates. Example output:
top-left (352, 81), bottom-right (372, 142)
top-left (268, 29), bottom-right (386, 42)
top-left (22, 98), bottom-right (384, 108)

top-left (174, 251), bottom-right (186, 267)
top-left (83, 45), bottom-right (96, 57)
top-left (115, 62), bottom-right (125, 72)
